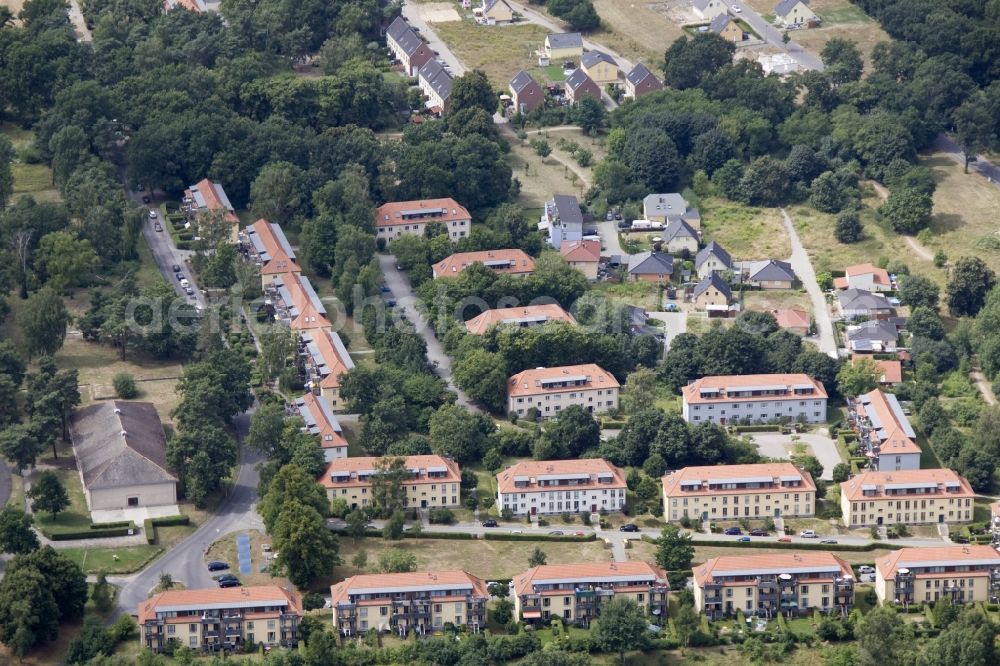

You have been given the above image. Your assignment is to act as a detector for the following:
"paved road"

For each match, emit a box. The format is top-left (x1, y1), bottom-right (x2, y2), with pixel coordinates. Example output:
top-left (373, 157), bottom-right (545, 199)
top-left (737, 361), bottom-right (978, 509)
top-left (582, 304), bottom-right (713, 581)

top-left (0, 459), bottom-right (10, 509)
top-left (68, 0), bottom-right (92, 42)
top-left (781, 209), bottom-right (837, 358)
top-left (594, 220), bottom-right (626, 257)
top-left (935, 133), bottom-right (1000, 191)
top-left (647, 311), bottom-right (687, 350)
top-left (750, 432), bottom-right (843, 481)
top-left (720, 0), bottom-right (823, 71)
top-left (378, 254), bottom-right (479, 410)
top-left (401, 3), bottom-right (467, 76)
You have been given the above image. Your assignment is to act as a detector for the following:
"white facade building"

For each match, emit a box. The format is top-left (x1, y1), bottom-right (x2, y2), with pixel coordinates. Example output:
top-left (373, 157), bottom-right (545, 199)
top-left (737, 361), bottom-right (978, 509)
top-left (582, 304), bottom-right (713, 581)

top-left (681, 374), bottom-right (828, 426)
top-left (496, 459), bottom-right (626, 516)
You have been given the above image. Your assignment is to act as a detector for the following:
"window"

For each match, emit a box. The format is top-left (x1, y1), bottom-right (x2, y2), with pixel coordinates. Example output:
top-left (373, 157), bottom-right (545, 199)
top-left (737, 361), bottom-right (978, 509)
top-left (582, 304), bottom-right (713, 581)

top-left (268, 632), bottom-right (276, 642)
top-left (189, 624), bottom-right (197, 633)
top-left (127, 496), bottom-right (139, 507)
top-left (167, 625), bottom-right (176, 635)
top-left (380, 607), bottom-right (388, 616)
top-left (190, 636), bottom-right (198, 647)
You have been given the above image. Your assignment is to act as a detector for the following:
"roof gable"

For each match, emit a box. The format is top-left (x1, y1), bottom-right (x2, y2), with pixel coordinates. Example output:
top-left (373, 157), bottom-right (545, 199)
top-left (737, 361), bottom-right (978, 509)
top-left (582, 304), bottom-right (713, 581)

top-left (695, 241), bottom-right (732, 269)
top-left (709, 13), bottom-right (734, 31)
top-left (627, 251), bottom-right (673, 275)
top-left (693, 273), bottom-right (732, 300)
top-left (662, 218), bottom-right (698, 242)
top-left (581, 50), bottom-right (616, 69)
top-left (510, 70), bottom-right (538, 93)
top-left (774, 0), bottom-right (808, 16)
top-left (547, 32), bottom-right (582, 49)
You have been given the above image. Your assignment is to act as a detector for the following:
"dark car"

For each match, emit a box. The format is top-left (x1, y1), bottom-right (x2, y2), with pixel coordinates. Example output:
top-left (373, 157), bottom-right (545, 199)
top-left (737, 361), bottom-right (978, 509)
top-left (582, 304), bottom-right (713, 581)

top-left (185, 287), bottom-right (194, 296)
top-left (172, 264), bottom-right (181, 273)
top-left (216, 574), bottom-right (239, 583)
top-left (723, 527), bottom-right (743, 536)
top-left (619, 524), bottom-right (640, 532)
top-left (737, 536), bottom-right (751, 542)
top-left (141, 195), bottom-right (150, 204)
top-left (820, 539), bottom-right (838, 545)
top-left (386, 299), bottom-right (397, 308)
top-left (207, 561), bottom-right (229, 571)
top-left (548, 530), bottom-right (564, 535)
top-left (749, 528), bottom-right (769, 537)
top-left (176, 273), bottom-right (184, 281)
top-left (218, 579), bottom-right (241, 588)
top-left (481, 519), bottom-right (498, 527)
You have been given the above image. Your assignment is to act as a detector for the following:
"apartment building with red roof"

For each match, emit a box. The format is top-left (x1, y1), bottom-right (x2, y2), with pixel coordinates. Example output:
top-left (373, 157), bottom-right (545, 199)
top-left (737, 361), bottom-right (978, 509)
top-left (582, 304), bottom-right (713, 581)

top-left (241, 219), bottom-right (301, 288)
top-left (507, 363), bottom-right (619, 418)
top-left (319, 455), bottom-right (461, 510)
top-left (432, 249), bottom-right (535, 278)
top-left (183, 178), bottom-right (239, 243)
top-left (681, 373), bottom-right (827, 426)
top-left (840, 468), bottom-right (974, 528)
top-left (293, 393), bottom-right (347, 461)
top-left (874, 545), bottom-right (1000, 606)
top-left (496, 458), bottom-right (626, 516)
top-left (375, 198), bottom-right (470, 244)
top-left (298, 329), bottom-right (354, 410)
top-left (851, 389), bottom-right (921, 471)
top-left (464, 303), bottom-right (576, 335)
top-left (267, 273), bottom-right (329, 332)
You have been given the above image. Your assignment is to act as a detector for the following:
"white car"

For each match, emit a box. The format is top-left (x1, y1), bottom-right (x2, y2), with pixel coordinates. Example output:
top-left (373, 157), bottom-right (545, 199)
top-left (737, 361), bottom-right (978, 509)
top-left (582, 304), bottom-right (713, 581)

top-left (180, 278), bottom-right (190, 288)
top-left (732, 4), bottom-right (742, 11)
top-left (148, 209), bottom-right (157, 219)
top-left (858, 565), bottom-right (875, 574)
top-left (799, 530), bottom-right (817, 538)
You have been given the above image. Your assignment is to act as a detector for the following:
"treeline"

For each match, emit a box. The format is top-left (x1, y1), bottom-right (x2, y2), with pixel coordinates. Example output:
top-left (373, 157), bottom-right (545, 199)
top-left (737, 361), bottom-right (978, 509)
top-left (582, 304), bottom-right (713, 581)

top-left (525, 0), bottom-right (600, 32)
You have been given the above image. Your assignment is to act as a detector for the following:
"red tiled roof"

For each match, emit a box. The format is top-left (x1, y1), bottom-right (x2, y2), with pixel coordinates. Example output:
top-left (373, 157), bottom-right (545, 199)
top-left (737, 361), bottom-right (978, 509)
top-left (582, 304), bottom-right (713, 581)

top-left (682, 374), bottom-right (826, 405)
top-left (513, 561), bottom-right (666, 597)
top-left (852, 356), bottom-right (902, 384)
top-left (560, 239), bottom-right (601, 263)
top-left (845, 263), bottom-right (890, 285)
top-left (497, 458), bottom-right (625, 494)
top-left (297, 392), bottom-right (347, 451)
top-left (507, 363), bottom-right (619, 398)
top-left (185, 178), bottom-right (238, 223)
top-left (841, 468), bottom-right (974, 501)
top-left (247, 219), bottom-right (301, 276)
top-left (876, 545), bottom-right (1000, 580)
top-left (319, 455), bottom-right (460, 489)
top-left (433, 249), bottom-right (535, 277)
top-left (330, 570), bottom-right (486, 606)
top-left (693, 552), bottom-right (851, 587)
top-left (662, 462), bottom-right (815, 497)
top-left (138, 586), bottom-right (301, 624)
top-left (464, 304), bottom-right (576, 335)
top-left (773, 309), bottom-right (810, 330)
top-left (375, 198), bottom-right (471, 228)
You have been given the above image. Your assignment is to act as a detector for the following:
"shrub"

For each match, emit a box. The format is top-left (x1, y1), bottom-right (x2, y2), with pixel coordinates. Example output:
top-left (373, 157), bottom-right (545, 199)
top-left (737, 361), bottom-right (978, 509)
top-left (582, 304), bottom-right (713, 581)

top-left (429, 508), bottom-right (456, 524)
top-left (302, 592), bottom-right (326, 610)
top-left (113, 373), bottom-right (138, 399)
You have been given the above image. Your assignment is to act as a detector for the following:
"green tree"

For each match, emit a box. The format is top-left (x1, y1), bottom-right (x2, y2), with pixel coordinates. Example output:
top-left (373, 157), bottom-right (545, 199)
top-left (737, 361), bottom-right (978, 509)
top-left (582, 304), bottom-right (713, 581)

top-left (907, 306), bottom-right (945, 340)
top-left (259, 464), bottom-right (330, 533)
top-left (655, 524), bottom-right (694, 571)
top-left (947, 256), bottom-right (997, 317)
top-left (528, 546), bottom-right (547, 567)
top-left (65, 616), bottom-right (114, 664)
top-left (371, 457), bottom-right (409, 517)
top-left (36, 231), bottom-right (99, 291)
top-left (27, 470), bottom-right (69, 519)
top-left (897, 274), bottom-right (939, 309)
top-left (449, 70), bottom-right (495, 115)
top-left (351, 549), bottom-right (368, 570)
top-left (880, 187), bottom-right (932, 234)
top-left (856, 606), bottom-right (912, 666)
top-left (573, 97), bottom-right (606, 134)
top-left (91, 573), bottom-right (113, 613)
top-left (492, 598), bottom-right (514, 625)
top-left (663, 33), bottom-right (735, 89)
top-left (622, 367), bottom-right (659, 414)
top-left (428, 404), bottom-right (494, 463)
top-left (0, 423), bottom-right (42, 474)
top-left (821, 38), bottom-right (864, 83)
top-left (19, 287), bottom-right (69, 360)
top-left (954, 94), bottom-right (997, 173)
top-left (112, 373), bottom-right (137, 399)
top-left (836, 357), bottom-right (880, 397)
top-left (919, 607), bottom-right (995, 666)
top-left (544, 405), bottom-right (600, 458)
top-left (530, 138), bottom-right (551, 160)
top-left (0, 564), bottom-right (59, 657)
top-left (593, 597), bottom-right (649, 666)
top-left (835, 209), bottom-right (863, 243)
top-left (271, 498), bottom-right (340, 587)
top-left (377, 547), bottom-right (417, 573)
top-left (345, 509), bottom-right (368, 539)
top-left (793, 454), bottom-right (823, 480)
top-left (0, 506), bottom-right (39, 554)
top-left (623, 127), bottom-right (682, 191)
top-left (832, 463), bottom-right (851, 483)
top-left (383, 509), bottom-right (405, 541)
top-left (0, 135), bottom-right (13, 210)
top-left (672, 602), bottom-right (700, 647)
top-left (249, 161), bottom-right (308, 227)
top-left (453, 349), bottom-right (508, 412)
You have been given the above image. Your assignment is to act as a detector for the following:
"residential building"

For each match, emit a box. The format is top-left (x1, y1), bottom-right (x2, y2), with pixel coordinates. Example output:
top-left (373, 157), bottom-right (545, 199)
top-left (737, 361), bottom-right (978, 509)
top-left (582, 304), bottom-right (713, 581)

top-left (642, 193), bottom-right (701, 229)
top-left (693, 552), bottom-right (854, 619)
top-left (543, 194), bottom-right (584, 249)
top-left (164, 0), bottom-right (206, 13)
top-left (418, 59), bottom-right (453, 114)
top-left (319, 455), bottom-right (462, 510)
top-left (386, 16), bottom-right (433, 76)
top-left (661, 218), bottom-right (700, 255)
top-left (293, 393), bottom-right (347, 462)
top-left (465, 304), bottom-right (576, 335)
top-left (627, 251), bottom-right (674, 282)
top-left (662, 463), bottom-right (816, 522)
top-left (758, 52), bottom-right (800, 75)
top-left (564, 69), bottom-right (601, 104)
top-left (874, 546), bottom-right (1000, 606)
top-left (692, 273), bottom-right (733, 311)
top-left (299, 329), bottom-right (354, 409)
top-left (838, 288), bottom-right (893, 320)
top-left (692, 0), bottom-right (728, 20)
top-left (241, 219), bottom-right (301, 288)
top-left (834, 262), bottom-right (892, 292)
top-left (507, 363), bottom-right (620, 418)
top-left (737, 259), bottom-right (796, 289)
top-left (580, 50), bottom-right (618, 86)
top-left (375, 198), bottom-right (471, 243)
top-left (695, 241), bottom-right (733, 279)
top-left (847, 320), bottom-right (898, 353)
top-left (840, 469), bottom-right (975, 528)
top-left (330, 571), bottom-right (487, 636)
top-left (544, 32), bottom-right (584, 61)
top-left (774, 0), bottom-right (818, 27)
top-left (513, 562), bottom-right (668, 625)
top-left (710, 14), bottom-right (745, 41)
top-left (682, 374), bottom-right (827, 425)
top-left (138, 586), bottom-right (302, 653)
top-left (69, 401), bottom-right (178, 513)
top-left (623, 62), bottom-right (663, 99)
top-left (481, 0), bottom-right (514, 23)
top-left (432, 249), bottom-right (535, 278)
top-left (773, 308), bottom-right (811, 336)
top-left (510, 70), bottom-right (545, 114)
top-left (497, 459), bottom-right (627, 516)
top-left (267, 272), bottom-right (330, 331)
top-left (851, 356), bottom-right (902, 386)
top-left (850, 389), bottom-right (921, 471)
top-left (991, 501), bottom-right (1000, 545)
top-left (560, 239), bottom-right (601, 279)
top-left (183, 178), bottom-right (239, 243)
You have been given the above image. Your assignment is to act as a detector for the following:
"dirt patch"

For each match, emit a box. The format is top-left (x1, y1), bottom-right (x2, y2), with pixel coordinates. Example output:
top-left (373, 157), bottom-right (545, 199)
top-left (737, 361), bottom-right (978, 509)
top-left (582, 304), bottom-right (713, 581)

top-left (505, 131), bottom-right (599, 207)
top-left (792, 23), bottom-right (890, 72)
top-left (591, 0), bottom-right (684, 66)
top-left (0, 0), bottom-right (24, 18)
top-left (418, 2), bottom-right (463, 22)
top-left (741, 290), bottom-right (811, 313)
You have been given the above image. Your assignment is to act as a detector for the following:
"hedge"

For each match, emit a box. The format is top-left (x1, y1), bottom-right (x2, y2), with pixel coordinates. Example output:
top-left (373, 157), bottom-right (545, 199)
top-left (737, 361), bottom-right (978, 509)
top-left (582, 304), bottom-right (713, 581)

top-left (48, 526), bottom-right (134, 540)
top-left (144, 515), bottom-right (191, 545)
top-left (330, 529), bottom-right (475, 540)
top-left (691, 538), bottom-right (903, 553)
top-left (91, 521), bottom-right (132, 530)
top-left (732, 424), bottom-right (781, 433)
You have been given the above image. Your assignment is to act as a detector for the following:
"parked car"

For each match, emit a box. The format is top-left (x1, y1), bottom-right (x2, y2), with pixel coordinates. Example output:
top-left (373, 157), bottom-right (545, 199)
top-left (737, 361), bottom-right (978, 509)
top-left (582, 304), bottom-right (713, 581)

top-left (777, 536), bottom-right (792, 543)
top-left (481, 519), bottom-right (498, 527)
top-left (176, 273), bottom-right (185, 281)
top-left (574, 531), bottom-right (585, 536)
top-left (185, 287), bottom-right (194, 296)
top-left (732, 4), bottom-right (741, 11)
top-left (820, 539), bottom-right (838, 544)
top-left (180, 278), bottom-right (189, 287)
top-left (216, 574), bottom-right (239, 583)
top-left (154, 223), bottom-right (162, 232)
top-left (619, 523), bottom-right (640, 532)
top-left (548, 530), bottom-right (564, 535)
top-left (510, 529), bottom-right (523, 534)
top-left (386, 299), bottom-right (397, 307)
top-left (799, 530), bottom-right (817, 538)
top-left (380, 285), bottom-right (391, 293)
top-left (723, 527), bottom-right (743, 536)
top-left (207, 561), bottom-right (229, 571)
top-left (262, 544), bottom-right (272, 553)
top-left (664, 303), bottom-right (679, 312)
top-left (749, 528), bottom-right (769, 536)
top-left (737, 536), bottom-right (751, 543)
top-left (858, 565), bottom-right (875, 574)
top-left (148, 209), bottom-right (157, 219)
top-left (218, 579), bottom-right (241, 588)
top-left (172, 264), bottom-right (181, 273)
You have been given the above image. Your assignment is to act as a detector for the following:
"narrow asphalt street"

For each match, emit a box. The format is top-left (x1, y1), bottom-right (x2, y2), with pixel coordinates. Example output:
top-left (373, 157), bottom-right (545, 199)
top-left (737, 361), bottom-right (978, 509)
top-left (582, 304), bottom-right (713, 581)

top-left (934, 133), bottom-right (1000, 191)
top-left (400, 3), bottom-right (467, 76)
top-left (378, 254), bottom-right (479, 410)
top-left (781, 208), bottom-right (837, 358)
top-left (720, 0), bottom-right (823, 71)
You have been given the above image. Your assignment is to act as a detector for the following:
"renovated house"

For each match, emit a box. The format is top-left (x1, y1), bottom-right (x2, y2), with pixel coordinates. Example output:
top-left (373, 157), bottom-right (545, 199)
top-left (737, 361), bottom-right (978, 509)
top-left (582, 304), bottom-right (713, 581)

top-left (840, 469), bottom-right (975, 528)
top-left (507, 363), bottom-right (620, 418)
top-left (627, 251), bottom-right (674, 282)
top-left (386, 16), bottom-right (434, 76)
top-left (838, 288), bottom-right (893, 320)
top-left (692, 0), bottom-right (728, 20)
top-left (183, 178), bottom-right (239, 242)
top-left (847, 320), bottom-right (898, 353)
top-left (481, 0), bottom-right (514, 23)
top-left (293, 393), bottom-right (347, 462)
top-left (642, 193), bottom-right (701, 229)
top-left (564, 69), bottom-right (601, 104)
top-left (695, 241), bottom-right (733, 279)
top-left (464, 304), bottom-right (576, 335)
top-left (737, 259), bottom-right (796, 289)
top-left (544, 32), bottom-right (584, 61)
top-left (710, 14), bottom-right (745, 41)
top-left (851, 389), bottom-right (921, 472)
top-left (299, 329), bottom-right (354, 409)
top-left (267, 273), bottom-right (329, 331)
top-left (663, 462), bottom-right (816, 522)
top-left (579, 50), bottom-right (618, 86)
top-left (375, 198), bottom-right (471, 244)
top-left (69, 401), bottom-right (178, 514)
top-left (774, 0), bottom-right (818, 27)
top-left (543, 194), bottom-right (584, 249)
top-left (773, 308), bottom-right (811, 336)
top-left (319, 455), bottom-right (462, 510)
top-left (560, 239), bottom-right (601, 279)
top-left (661, 218), bottom-right (700, 255)
top-left (692, 273), bottom-right (733, 311)
top-left (623, 62), bottom-right (663, 99)
top-left (241, 219), bottom-right (301, 288)
top-left (834, 263), bottom-right (892, 292)
top-left (432, 249), bottom-right (536, 278)
top-left (418, 59), bottom-right (453, 114)
top-left (497, 459), bottom-right (627, 516)
top-left (681, 373), bottom-right (828, 425)
top-left (874, 546), bottom-right (1000, 606)
top-left (509, 70), bottom-right (545, 114)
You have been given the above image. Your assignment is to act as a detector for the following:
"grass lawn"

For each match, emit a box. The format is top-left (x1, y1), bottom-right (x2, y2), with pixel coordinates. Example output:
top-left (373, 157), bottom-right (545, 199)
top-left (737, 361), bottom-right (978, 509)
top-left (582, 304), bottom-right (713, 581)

top-left (432, 20), bottom-right (549, 87)
top-left (533, 64), bottom-right (567, 84)
top-left (507, 133), bottom-right (592, 208)
top-left (61, 544), bottom-right (164, 575)
top-left (740, 289), bottom-right (811, 313)
top-left (33, 468), bottom-right (92, 535)
top-left (335, 537), bottom-right (612, 581)
top-left (0, 123), bottom-right (61, 203)
top-left (7, 472), bottom-right (24, 509)
top-left (700, 198), bottom-right (790, 260)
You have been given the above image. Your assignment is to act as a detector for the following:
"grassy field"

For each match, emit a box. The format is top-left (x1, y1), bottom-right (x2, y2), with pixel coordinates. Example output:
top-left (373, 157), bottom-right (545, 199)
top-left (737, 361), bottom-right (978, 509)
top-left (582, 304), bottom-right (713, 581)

top-left (0, 123), bottom-right (61, 203)
top-left (590, 0), bottom-right (682, 67)
top-left (631, 539), bottom-right (896, 567)
top-left (335, 537), bottom-right (612, 580)
top-left (33, 468), bottom-right (92, 535)
top-left (532, 64), bottom-right (568, 84)
top-left (741, 289), bottom-right (811, 313)
top-left (507, 135), bottom-right (592, 207)
top-left (61, 545), bottom-right (164, 574)
top-left (700, 199), bottom-right (790, 260)
top-left (432, 20), bottom-right (549, 87)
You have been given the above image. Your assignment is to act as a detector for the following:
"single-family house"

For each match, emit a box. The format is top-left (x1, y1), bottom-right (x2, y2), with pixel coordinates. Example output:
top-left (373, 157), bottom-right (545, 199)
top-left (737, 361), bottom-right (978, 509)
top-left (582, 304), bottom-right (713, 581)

top-left (509, 70), bottom-right (545, 114)
top-left (69, 401), bottom-right (178, 513)
top-left (627, 251), bottom-right (674, 282)
top-left (623, 62), bottom-right (664, 99)
top-left (375, 198), bottom-right (471, 244)
top-left (692, 273), bottom-right (733, 311)
top-left (433, 249), bottom-right (536, 278)
top-left (241, 219), bottom-right (301, 289)
top-left (293, 393), bottom-right (348, 462)
top-left (773, 308), bottom-right (811, 336)
top-left (543, 194), bottom-right (583, 249)
top-left (386, 16), bottom-right (434, 76)
top-left (661, 218), bottom-right (699, 255)
top-left (580, 50), bottom-right (618, 86)
top-left (838, 288), bottom-right (893, 320)
top-left (695, 241), bottom-right (733, 279)
top-left (564, 69), bottom-right (601, 105)
top-left (183, 178), bottom-right (240, 243)
top-left (834, 262), bottom-right (892, 292)
top-left (692, 0), bottom-right (728, 20)
top-left (482, 0), bottom-right (514, 23)
top-left (642, 193), bottom-right (701, 229)
top-left (544, 32), bottom-right (583, 61)
top-left (560, 239), bottom-right (601, 280)
top-left (852, 355), bottom-right (902, 386)
top-left (738, 259), bottom-right (796, 289)
top-left (709, 14), bottom-right (745, 41)
top-left (846, 320), bottom-right (898, 353)
top-left (774, 0), bottom-right (818, 27)
top-left (418, 59), bottom-right (453, 114)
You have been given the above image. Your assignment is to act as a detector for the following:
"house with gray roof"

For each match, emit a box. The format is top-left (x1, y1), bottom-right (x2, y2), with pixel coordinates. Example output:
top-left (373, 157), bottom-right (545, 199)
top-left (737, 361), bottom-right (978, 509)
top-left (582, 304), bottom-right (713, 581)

top-left (846, 320), bottom-right (898, 353)
top-left (627, 251), bottom-right (674, 282)
top-left (774, 0), bottom-right (817, 26)
top-left (642, 192), bottom-right (701, 230)
top-left (692, 272), bottom-right (733, 310)
top-left (624, 62), bottom-right (663, 99)
top-left (695, 241), bottom-right (733, 279)
top-left (693, 0), bottom-right (728, 20)
top-left (661, 218), bottom-right (700, 255)
top-left (838, 288), bottom-right (893, 321)
top-left (543, 194), bottom-right (584, 249)
top-left (544, 32), bottom-right (584, 60)
top-left (509, 70), bottom-right (544, 114)
top-left (709, 13), bottom-right (745, 41)
top-left (418, 59), bottom-right (453, 113)
top-left (386, 16), bottom-right (434, 76)
top-left (69, 401), bottom-right (178, 513)
top-left (481, 0), bottom-right (514, 23)
top-left (564, 69), bottom-right (601, 104)
top-left (580, 50), bottom-right (619, 85)
top-left (737, 259), bottom-right (797, 289)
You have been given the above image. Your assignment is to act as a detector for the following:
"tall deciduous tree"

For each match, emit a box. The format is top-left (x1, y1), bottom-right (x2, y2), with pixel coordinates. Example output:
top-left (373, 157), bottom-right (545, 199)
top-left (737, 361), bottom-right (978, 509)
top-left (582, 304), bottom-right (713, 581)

top-left (428, 404), bottom-right (495, 463)
top-left (592, 597), bottom-right (649, 666)
top-left (836, 357), bottom-right (880, 397)
top-left (821, 38), bottom-right (864, 84)
top-left (0, 135), bottom-right (15, 210)
top-left (259, 464), bottom-right (330, 533)
top-left (954, 94), bottom-right (997, 173)
top-left (655, 524), bottom-right (694, 571)
top-left (0, 506), bottom-right (39, 554)
top-left (856, 606), bottom-right (912, 666)
top-left (947, 256), bottom-right (996, 317)
top-left (19, 287), bottom-right (69, 360)
top-left (880, 187), bottom-right (932, 234)
top-left (27, 470), bottom-right (69, 518)
top-left (36, 231), bottom-right (99, 291)
top-left (449, 70), bottom-right (495, 116)
top-left (270, 498), bottom-right (340, 587)
top-left (0, 423), bottom-right (42, 474)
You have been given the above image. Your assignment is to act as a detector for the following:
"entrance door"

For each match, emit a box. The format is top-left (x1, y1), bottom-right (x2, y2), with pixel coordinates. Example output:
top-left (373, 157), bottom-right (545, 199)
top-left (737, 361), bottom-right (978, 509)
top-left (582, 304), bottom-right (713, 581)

top-left (774, 508), bottom-right (780, 517)
top-left (421, 500), bottom-right (427, 508)
top-left (720, 417), bottom-right (727, 426)
top-left (591, 504), bottom-right (596, 512)
top-left (877, 517), bottom-right (883, 525)
top-left (938, 514), bottom-right (944, 523)
top-left (702, 511), bottom-right (708, 521)
top-left (531, 506), bottom-right (537, 515)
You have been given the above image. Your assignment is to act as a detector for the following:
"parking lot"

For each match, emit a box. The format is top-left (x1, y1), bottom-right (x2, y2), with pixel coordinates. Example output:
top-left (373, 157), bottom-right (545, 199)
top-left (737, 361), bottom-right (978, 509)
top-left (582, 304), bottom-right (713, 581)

top-left (747, 432), bottom-right (843, 481)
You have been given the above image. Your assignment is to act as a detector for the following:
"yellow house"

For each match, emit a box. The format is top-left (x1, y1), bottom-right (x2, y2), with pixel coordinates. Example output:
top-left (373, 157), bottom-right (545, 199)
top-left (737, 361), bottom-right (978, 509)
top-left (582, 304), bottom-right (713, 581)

top-left (774, 0), bottom-right (818, 27)
top-left (544, 32), bottom-right (583, 61)
top-left (319, 455), bottom-right (462, 510)
top-left (481, 0), bottom-right (513, 23)
top-left (662, 462), bottom-right (815, 522)
top-left (709, 14), bottom-right (745, 42)
top-left (580, 50), bottom-right (619, 86)
top-left (840, 469), bottom-right (975, 528)
top-left (692, 273), bottom-right (733, 311)
top-left (874, 546), bottom-right (1000, 607)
